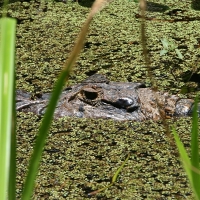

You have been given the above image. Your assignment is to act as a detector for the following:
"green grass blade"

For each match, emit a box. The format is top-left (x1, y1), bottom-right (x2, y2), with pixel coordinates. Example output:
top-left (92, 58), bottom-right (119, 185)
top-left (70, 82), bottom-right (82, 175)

top-left (21, 0), bottom-right (114, 198)
top-left (21, 69), bottom-right (72, 200)
top-left (172, 128), bottom-right (192, 184)
top-left (111, 153), bottom-right (130, 183)
top-left (191, 97), bottom-right (200, 198)
top-left (173, 97), bottom-right (200, 200)
top-left (21, 18), bottom-right (91, 198)
top-left (0, 18), bottom-right (16, 200)
top-left (88, 153), bottom-right (130, 196)
top-left (8, 79), bottom-right (16, 200)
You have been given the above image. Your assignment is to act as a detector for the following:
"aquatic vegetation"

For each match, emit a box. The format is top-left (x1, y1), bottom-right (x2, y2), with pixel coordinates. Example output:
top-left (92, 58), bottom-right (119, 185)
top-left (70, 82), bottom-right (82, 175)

top-left (173, 98), bottom-right (200, 200)
top-left (0, 0), bottom-right (115, 199)
top-left (0, 18), bottom-right (16, 200)
top-left (160, 38), bottom-right (183, 59)
top-left (1, 0), bottom-right (200, 199)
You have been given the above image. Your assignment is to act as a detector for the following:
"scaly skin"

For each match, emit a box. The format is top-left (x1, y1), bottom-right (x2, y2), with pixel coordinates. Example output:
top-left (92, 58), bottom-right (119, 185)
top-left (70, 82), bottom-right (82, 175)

top-left (16, 74), bottom-right (198, 121)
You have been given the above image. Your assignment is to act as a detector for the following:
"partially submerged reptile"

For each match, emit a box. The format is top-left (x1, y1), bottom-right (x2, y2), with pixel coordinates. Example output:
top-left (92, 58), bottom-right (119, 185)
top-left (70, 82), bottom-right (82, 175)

top-left (17, 74), bottom-right (199, 121)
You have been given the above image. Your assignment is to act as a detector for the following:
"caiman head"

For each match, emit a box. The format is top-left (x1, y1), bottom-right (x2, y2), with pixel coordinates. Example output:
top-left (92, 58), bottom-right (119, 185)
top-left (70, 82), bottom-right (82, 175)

top-left (17, 74), bottom-right (198, 121)
top-left (52, 74), bottom-right (145, 120)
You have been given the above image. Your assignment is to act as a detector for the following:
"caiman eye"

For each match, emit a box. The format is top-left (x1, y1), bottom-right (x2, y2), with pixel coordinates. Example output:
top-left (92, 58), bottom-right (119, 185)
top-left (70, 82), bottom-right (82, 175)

top-left (77, 86), bottom-right (103, 106)
top-left (83, 91), bottom-right (98, 100)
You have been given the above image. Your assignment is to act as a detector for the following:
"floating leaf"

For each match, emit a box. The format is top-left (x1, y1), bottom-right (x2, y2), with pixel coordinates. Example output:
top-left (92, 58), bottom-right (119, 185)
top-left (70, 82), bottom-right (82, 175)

top-left (160, 49), bottom-right (168, 56)
top-left (175, 49), bottom-right (183, 59)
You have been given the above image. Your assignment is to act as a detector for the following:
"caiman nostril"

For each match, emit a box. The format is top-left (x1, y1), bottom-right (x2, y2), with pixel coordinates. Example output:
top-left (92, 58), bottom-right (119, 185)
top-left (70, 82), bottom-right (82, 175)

top-left (188, 103), bottom-right (200, 117)
top-left (175, 99), bottom-right (195, 116)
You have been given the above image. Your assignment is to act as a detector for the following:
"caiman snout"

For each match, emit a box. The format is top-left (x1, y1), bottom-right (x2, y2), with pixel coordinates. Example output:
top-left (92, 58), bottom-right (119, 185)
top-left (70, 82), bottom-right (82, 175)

top-left (110, 97), bottom-right (140, 112)
top-left (16, 74), bottom-right (199, 121)
top-left (188, 103), bottom-right (200, 117)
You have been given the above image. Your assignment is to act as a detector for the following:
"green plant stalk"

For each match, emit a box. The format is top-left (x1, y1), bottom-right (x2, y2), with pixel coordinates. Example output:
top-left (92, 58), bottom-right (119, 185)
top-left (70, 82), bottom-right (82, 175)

top-left (191, 97), bottom-right (200, 198)
top-left (88, 153), bottom-right (130, 196)
top-left (0, 18), bottom-right (16, 200)
top-left (173, 128), bottom-right (192, 185)
top-left (21, 20), bottom-right (91, 200)
top-left (8, 79), bottom-right (16, 200)
top-left (21, 0), bottom-right (114, 198)
top-left (173, 98), bottom-right (200, 200)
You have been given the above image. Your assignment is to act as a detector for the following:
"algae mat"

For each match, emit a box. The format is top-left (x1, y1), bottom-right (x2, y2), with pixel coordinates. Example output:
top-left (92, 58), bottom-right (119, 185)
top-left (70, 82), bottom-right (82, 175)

top-left (2, 0), bottom-right (200, 199)
top-left (17, 112), bottom-right (196, 199)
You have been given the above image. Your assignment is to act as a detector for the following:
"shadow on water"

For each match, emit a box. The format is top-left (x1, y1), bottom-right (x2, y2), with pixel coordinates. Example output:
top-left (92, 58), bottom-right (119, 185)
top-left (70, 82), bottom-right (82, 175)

top-left (191, 0), bottom-right (200, 10)
top-left (77, 0), bottom-right (94, 8)
top-left (145, 1), bottom-right (169, 12)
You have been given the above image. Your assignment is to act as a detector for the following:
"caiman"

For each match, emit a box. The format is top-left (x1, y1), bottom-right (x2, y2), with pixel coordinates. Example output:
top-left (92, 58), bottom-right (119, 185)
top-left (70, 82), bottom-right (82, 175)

top-left (16, 74), bottom-right (199, 121)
